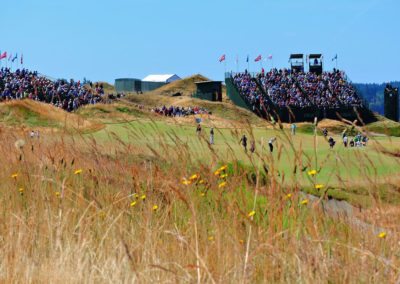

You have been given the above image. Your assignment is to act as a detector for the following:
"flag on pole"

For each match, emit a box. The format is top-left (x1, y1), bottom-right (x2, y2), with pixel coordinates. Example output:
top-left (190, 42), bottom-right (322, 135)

top-left (21, 54), bottom-right (23, 65)
top-left (0, 52), bottom-right (7, 60)
top-left (12, 53), bottom-right (18, 62)
top-left (219, 54), bottom-right (226, 62)
top-left (254, 55), bottom-right (262, 62)
top-left (246, 55), bottom-right (249, 63)
top-left (8, 53), bottom-right (12, 61)
top-left (332, 54), bottom-right (338, 61)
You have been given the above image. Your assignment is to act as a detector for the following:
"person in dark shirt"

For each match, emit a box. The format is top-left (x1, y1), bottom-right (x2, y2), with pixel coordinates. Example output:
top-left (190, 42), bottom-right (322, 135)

top-left (240, 134), bottom-right (248, 152)
top-left (196, 124), bottom-right (202, 136)
top-left (209, 128), bottom-right (214, 144)
top-left (328, 137), bottom-right (336, 149)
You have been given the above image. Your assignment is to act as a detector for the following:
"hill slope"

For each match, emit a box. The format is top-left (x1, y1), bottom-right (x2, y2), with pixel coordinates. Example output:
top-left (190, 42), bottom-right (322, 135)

top-left (141, 74), bottom-right (227, 100)
top-left (0, 100), bottom-right (103, 132)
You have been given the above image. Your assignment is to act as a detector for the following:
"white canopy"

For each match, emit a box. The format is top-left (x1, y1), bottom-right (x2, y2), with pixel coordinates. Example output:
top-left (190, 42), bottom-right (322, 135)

top-left (142, 74), bottom-right (181, 83)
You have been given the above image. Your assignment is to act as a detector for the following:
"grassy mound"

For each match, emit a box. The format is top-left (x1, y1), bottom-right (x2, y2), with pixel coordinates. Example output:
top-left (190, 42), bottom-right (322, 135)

top-left (0, 100), bottom-right (103, 132)
top-left (366, 116), bottom-right (400, 136)
top-left (144, 74), bottom-right (209, 97)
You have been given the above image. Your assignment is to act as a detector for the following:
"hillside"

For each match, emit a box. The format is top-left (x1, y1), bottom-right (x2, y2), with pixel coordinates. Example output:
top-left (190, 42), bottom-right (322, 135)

top-left (141, 74), bottom-right (228, 100)
top-left (0, 100), bottom-right (103, 132)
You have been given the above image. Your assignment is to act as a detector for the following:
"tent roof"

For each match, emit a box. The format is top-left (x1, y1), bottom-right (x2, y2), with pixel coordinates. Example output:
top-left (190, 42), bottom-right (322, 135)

top-left (142, 74), bottom-right (178, 82)
top-left (309, 54), bottom-right (322, 59)
top-left (290, 54), bottom-right (304, 59)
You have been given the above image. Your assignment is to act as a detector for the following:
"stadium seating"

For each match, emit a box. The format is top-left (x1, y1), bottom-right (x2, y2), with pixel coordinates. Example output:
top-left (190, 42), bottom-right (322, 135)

top-left (232, 69), bottom-right (363, 112)
top-left (0, 68), bottom-right (104, 111)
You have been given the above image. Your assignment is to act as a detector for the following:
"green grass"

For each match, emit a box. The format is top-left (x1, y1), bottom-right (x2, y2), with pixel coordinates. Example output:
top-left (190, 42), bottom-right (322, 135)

top-left (86, 119), bottom-right (400, 206)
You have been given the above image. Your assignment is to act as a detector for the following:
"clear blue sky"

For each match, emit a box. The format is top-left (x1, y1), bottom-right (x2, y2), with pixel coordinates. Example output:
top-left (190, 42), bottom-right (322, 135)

top-left (1, 0), bottom-right (399, 84)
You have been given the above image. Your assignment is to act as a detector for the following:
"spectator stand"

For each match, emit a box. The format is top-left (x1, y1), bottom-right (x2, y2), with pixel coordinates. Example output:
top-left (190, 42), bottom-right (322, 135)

top-left (289, 54), bottom-right (305, 73)
top-left (308, 54), bottom-right (323, 75)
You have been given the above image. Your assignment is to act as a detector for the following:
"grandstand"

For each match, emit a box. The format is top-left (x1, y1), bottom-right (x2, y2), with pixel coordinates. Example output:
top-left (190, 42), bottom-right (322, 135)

top-left (225, 57), bottom-right (376, 123)
top-left (0, 68), bottom-right (105, 111)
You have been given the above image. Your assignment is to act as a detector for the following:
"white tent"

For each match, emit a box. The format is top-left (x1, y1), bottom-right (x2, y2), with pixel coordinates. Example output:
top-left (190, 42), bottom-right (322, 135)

top-left (142, 74), bottom-right (181, 83)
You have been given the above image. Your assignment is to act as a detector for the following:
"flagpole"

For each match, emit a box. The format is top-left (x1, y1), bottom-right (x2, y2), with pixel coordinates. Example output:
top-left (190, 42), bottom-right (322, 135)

top-left (224, 60), bottom-right (227, 74)
top-left (236, 54), bottom-right (239, 73)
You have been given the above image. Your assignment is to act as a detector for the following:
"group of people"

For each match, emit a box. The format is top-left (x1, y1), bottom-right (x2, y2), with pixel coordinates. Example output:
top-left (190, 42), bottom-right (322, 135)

top-left (232, 68), bottom-right (363, 111)
top-left (151, 105), bottom-right (210, 117)
top-left (0, 68), bottom-right (105, 111)
top-left (322, 128), bottom-right (369, 149)
top-left (342, 133), bottom-right (369, 148)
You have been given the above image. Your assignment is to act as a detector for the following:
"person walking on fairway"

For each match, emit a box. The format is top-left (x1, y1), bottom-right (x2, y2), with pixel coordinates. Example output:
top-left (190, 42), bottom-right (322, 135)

top-left (291, 123), bottom-right (297, 135)
top-left (343, 134), bottom-right (348, 148)
top-left (268, 137), bottom-right (276, 153)
top-left (250, 140), bottom-right (255, 153)
top-left (209, 127), bottom-right (214, 145)
top-left (328, 136), bottom-right (336, 149)
top-left (240, 134), bottom-right (248, 152)
top-left (196, 124), bottom-right (202, 136)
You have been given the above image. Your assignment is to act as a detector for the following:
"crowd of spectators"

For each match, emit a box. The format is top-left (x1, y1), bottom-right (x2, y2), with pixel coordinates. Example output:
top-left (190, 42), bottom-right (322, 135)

top-left (0, 68), bottom-right (105, 111)
top-left (151, 105), bottom-right (210, 117)
top-left (233, 68), bottom-right (363, 110)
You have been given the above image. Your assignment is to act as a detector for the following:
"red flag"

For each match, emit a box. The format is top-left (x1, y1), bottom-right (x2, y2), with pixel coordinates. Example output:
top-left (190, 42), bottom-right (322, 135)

top-left (219, 54), bottom-right (226, 62)
top-left (254, 55), bottom-right (262, 62)
top-left (0, 52), bottom-right (7, 60)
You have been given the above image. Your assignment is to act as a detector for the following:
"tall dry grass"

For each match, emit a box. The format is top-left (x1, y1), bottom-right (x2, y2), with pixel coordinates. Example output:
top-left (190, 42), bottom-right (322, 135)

top-left (0, 119), bottom-right (399, 283)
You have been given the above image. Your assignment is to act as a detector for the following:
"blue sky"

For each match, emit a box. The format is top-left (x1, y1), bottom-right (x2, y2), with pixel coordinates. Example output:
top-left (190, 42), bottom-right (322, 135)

top-left (1, 0), bottom-right (399, 83)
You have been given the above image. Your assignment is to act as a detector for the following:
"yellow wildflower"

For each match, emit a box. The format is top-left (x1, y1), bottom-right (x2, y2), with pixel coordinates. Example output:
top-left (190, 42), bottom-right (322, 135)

top-left (300, 199), bottom-right (309, 205)
top-left (200, 192), bottom-right (206, 197)
top-left (11, 173), bottom-right (18, 179)
top-left (247, 210), bottom-right (256, 217)
top-left (307, 170), bottom-right (317, 176)
top-left (220, 173), bottom-right (228, 179)
top-left (152, 205), bottom-right (159, 211)
top-left (55, 191), bottom-right (61, 197)
top-left (18, 188), bottom-right (24, 195)
top-left (219, 165), bottom-right (228, 171)
top-left (218, 181), bottom-right (227, 188)
top-left (214, 169), bottom-right (221, 176)
top-left (99, 211), bottom-right (106, 219)
top-left (133, 193), bottom-right (139, 199)
top-left (208, 236), bottom-right (214, 241)
top-left (189, 174), bottom-right (199, 181)
top-left (315, 184), bottom-right (324, 190)
top-left (141, 194), bottom-right (146, 200)
top-left (130, 201), bottom-right (137, 207)
top-left (181, 178), bottom-right (192, 185)
top-left (198, 180), bottom-right (205, 185)
top-left (286, 193), bottom-right (292, 199)
top-left (74, 169), bottom-right (83, 175)
top-left (239, 239), bottom-right (244, 245)
top-left (378, 232), bottom-right (387, 239)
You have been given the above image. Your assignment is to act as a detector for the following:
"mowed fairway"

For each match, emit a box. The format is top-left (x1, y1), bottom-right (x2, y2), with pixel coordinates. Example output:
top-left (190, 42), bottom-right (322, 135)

top-left (89, 119), bottom-right (400, 190)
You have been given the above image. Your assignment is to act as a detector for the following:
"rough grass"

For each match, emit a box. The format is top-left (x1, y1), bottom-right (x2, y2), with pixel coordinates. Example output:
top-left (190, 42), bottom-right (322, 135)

top-left (0, 118), bottom-right (399, 283)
